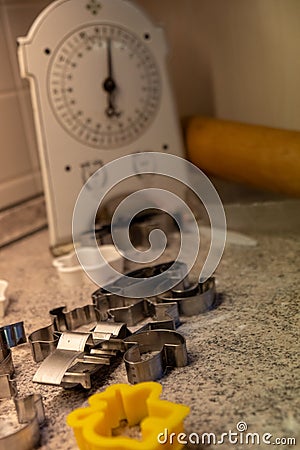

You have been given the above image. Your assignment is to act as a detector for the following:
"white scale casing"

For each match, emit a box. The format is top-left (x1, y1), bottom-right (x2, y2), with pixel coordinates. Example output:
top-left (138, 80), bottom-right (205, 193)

top-left (18, 0), bottom-right (185, 252)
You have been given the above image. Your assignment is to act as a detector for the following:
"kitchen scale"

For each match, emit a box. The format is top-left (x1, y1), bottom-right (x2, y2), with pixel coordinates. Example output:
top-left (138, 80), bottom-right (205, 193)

top-left (18, 0), bottom-right (185, 254)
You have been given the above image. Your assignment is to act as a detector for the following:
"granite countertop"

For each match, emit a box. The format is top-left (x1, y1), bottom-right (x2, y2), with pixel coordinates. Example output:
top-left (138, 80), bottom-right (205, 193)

top-left (0, 214), bottom-right (299, 449)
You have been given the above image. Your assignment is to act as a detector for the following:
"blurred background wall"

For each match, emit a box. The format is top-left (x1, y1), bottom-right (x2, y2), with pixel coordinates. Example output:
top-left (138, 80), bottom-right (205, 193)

top-left (0, 0), bottom-right (299, 209)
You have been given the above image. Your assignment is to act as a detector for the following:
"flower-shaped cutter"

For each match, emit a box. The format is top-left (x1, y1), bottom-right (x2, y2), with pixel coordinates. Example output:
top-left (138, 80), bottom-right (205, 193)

top-left (67, 381), bottom-right (190, 450)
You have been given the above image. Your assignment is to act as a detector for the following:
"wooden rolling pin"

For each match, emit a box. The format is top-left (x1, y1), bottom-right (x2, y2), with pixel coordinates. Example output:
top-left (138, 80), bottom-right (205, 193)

top-left (185, 116), bottom-right (300, 197)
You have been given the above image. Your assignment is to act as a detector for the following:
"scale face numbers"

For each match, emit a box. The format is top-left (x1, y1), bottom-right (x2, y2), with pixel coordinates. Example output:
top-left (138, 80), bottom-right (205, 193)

top-left (48, 24), bottom-right (161, 149)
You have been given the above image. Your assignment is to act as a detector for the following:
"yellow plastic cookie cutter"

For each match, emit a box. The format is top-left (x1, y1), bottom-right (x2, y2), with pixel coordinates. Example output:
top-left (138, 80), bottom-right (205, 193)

top-left (67, 381), bottom-right (190, 450)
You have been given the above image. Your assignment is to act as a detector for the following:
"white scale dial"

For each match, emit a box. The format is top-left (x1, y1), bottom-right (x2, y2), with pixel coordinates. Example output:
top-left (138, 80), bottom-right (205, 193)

top-left (49, 24), bottom-right (161, 148)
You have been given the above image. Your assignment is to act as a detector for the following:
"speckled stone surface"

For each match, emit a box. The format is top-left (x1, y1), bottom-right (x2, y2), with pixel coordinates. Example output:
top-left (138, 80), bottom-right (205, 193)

top-left (0, 224), bottom-right (299, 449)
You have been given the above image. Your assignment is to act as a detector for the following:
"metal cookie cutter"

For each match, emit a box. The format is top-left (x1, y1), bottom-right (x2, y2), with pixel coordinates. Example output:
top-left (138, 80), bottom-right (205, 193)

top-left (0, 374), bottom-right (17, 398)
top-left (32, 322), bottom-right (130, 388)
top-left (33, 330), bottom-right (96, 387)
top-left (123, 329), bottom-right (188, 384)
top-left (92, 289), bottom-right (180, 330)
top-left (1, 322), bottom-right (26, 348)
top-left (0, 322), bottom-right (26, 397)
top-left (67, 381), bottom-right (190, 450)
top-left (84, 211), bottom-right (179, 249)
top-left (29, 304), bottom-right (129, 355)
top-left (91, 260), bottom-right (188, 328)
top-left (129, 210), bottom-right (179, 249)
top-left (103, 260), bottom-right (190, 296)
top-left (30, 303), bottom-right (131, 388)
top-left (29, 304), bottom-right (101, 362)
top-left (0, 393), bottom-right (45, 450)
top-left (92, 290), bottom-right (147, 326)
top-left (157, 277), bottom-right (216, 316)
top-left (0, 323), bottom-right (44, 450)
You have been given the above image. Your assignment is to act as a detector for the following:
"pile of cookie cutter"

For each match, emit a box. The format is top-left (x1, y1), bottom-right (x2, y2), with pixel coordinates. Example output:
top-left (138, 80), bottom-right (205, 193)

top-left (0, 260), bottom-right (217, 448)
top-left (67, 381), bottom-right (190, 450)
top-left (96, 261), bottom-right (216, 318)
top-left (28, 260), bottom-right (217, 389)
top-left (0, 322), bottom-right (45, 450)
top-left (28, 300), bottom-right (184, 388)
